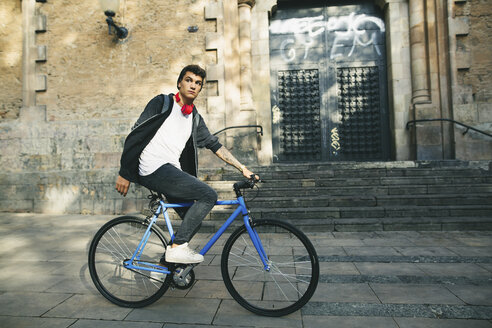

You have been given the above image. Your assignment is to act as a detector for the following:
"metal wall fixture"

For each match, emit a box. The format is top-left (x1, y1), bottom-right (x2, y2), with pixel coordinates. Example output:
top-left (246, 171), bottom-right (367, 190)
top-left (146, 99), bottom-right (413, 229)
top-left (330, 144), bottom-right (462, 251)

top-left (99, 0), bottom-right (128, 39)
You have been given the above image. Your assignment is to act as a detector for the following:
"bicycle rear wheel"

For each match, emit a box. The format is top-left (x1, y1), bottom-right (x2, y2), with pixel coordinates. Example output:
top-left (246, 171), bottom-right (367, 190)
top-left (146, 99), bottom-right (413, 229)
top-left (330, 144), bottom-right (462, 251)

top-left (221, 219), bottom-right (319, 316)
top-left (88, 216), bottom-right (171, 307)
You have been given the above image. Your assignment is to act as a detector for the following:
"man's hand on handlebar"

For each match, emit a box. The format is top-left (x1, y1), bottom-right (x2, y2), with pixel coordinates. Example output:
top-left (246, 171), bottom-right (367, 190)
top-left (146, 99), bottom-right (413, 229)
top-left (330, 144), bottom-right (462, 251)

top-left (241, 167), bottom-right (260, 182)
top-left (249, 174), bottom-right (261, 183)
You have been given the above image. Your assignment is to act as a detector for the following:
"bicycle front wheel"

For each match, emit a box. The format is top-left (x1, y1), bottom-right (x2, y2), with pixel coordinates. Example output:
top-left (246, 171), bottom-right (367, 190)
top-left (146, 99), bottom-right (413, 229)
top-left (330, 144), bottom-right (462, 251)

top-left (221, 219), bottom-right (319, 317)
top-left (88, 216), bottom-right (171, 307)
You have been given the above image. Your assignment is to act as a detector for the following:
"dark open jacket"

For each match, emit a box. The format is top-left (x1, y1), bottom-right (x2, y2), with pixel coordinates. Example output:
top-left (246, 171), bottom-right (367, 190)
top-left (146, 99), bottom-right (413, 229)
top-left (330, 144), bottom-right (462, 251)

top-left (118, 93), bottom-right (222, 183)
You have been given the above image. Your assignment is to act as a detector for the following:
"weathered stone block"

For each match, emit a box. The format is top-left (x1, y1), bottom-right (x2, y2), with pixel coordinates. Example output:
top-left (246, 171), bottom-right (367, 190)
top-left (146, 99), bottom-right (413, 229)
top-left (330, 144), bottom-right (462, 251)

top-left (35, 14), bottom-right (46, 33)
top-left (19, 106), bottom-right (46, 123)
top-left (452, 16), bottom-right (470, 36)
top-left (453, 104), bottom-right (478, 123)
top-left (82, 196), bottom-right (97, 214)
top-left (206, 96), bottom-right (226, 114)
top-left (206, 64), bottom-right (225, 82)
top-left (452, 84), bottom-right (474, 105)
top-left (0, 199), bottom-right (34, 212)
top-left (415, 105), bottom-right (439, 120)
top-left (416, 144), bottom-right (444, 160)
top-left (416, 125), bottom-right (442, 145)
top-left (205, 33), bottom-right (222, 51)
top-left (205, 2), bottom-right (222, 20)
top-left (456, 50), bottom-right (471, 70)
top-left (477, 103), bottom-right (492, 122)
top-left (118, 198), bottom-right (138, 214)
top-left (93, 153), bottom-right (121, 169)
top-left (35, 75), bottom-right (47, 92)
top-left (93, 198), bottom-right (115, 215)
top-left (36, 45), bottom-right (47, 62)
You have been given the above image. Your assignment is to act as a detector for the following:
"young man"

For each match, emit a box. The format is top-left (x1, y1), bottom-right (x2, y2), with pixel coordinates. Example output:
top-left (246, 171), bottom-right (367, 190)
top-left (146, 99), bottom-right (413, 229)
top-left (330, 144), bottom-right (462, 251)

top-left (115, 65), bottom-right (257, 264)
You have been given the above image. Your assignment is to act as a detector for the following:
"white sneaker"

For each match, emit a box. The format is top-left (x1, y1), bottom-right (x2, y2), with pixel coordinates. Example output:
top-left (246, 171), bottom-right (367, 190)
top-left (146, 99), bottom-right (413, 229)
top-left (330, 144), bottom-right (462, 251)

top-left (165, 243), bottom-right (204, 264)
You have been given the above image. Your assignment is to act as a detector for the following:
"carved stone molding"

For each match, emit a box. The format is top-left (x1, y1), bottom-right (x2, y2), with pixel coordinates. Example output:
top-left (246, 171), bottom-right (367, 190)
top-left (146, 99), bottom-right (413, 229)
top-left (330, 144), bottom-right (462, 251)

top-left (238, 0), bottom-right (256, 8)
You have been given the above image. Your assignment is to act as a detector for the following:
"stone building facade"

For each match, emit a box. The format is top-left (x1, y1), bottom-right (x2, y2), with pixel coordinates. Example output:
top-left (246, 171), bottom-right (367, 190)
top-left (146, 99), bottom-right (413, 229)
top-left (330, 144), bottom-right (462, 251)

top-left (0, 0), bottom-right (491, 214)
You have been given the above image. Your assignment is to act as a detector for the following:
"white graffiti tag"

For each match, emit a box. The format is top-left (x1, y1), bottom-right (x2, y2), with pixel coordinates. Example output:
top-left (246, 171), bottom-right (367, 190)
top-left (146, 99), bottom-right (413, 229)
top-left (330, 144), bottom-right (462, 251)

top-left (270, 13), bottom-right (385, 62)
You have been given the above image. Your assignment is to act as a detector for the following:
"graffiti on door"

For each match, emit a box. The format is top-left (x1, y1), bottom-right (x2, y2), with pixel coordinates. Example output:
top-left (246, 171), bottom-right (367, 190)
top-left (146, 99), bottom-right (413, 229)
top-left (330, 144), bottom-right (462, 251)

top-left (330, 127), bottom-right (341, 156)
top-left (270, 12), bottom-right (385, 62)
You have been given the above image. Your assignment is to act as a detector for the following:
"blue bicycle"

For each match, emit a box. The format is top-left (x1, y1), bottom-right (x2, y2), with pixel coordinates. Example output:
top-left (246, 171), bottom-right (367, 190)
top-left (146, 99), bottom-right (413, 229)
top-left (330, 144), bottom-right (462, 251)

top-left (88, 178), bottom-right (319, 317)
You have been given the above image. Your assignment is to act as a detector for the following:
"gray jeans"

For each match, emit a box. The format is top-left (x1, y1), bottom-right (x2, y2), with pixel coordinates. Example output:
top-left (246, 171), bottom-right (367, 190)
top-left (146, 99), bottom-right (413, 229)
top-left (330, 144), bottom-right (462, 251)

top-left (139, 164), bottom-right (217, 244)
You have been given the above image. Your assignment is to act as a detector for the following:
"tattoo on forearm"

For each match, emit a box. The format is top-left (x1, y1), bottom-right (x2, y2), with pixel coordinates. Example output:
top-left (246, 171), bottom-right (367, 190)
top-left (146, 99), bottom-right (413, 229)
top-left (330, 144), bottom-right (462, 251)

top-left (216, 147), bottom-right (243, 170)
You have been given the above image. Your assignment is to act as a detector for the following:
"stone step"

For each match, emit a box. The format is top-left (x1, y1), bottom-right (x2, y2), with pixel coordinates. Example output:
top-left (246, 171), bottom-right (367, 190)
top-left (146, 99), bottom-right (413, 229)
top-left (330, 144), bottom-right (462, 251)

top-left (241, 194), bottom-right (492, 208)
top-left (214, 170), bottom-right (492, 182)
top-left (171, 216), bottom-right (492, 233)
top-left (196, 204), bottom-right (492, 220)
top-left (206, 176), bottom-right (492, 189)
top-left (208, 178), bottom-right (492, 188)
top-left (203, 161), bottom-right (491, 180)
top-left (191, 161), bottom-right (492, 231)
top-left (211, 185), bottom-right (492, 200)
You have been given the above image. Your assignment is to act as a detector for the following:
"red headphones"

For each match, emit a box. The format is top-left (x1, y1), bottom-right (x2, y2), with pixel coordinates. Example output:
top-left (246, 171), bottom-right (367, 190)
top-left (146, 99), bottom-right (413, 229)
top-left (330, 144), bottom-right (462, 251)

top-left (175, 92), bottom-right (193, 115)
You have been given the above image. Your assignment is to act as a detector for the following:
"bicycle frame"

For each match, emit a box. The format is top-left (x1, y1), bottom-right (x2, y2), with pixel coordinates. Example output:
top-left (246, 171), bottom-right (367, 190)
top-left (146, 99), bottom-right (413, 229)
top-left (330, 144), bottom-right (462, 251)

top-left (123, 195), bottom-right (270, 275)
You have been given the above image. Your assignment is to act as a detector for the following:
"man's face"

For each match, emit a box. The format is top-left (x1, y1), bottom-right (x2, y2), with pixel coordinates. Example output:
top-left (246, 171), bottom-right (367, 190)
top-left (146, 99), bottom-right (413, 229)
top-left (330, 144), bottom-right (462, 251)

top-left (178, 72), bottom-right (203, 101)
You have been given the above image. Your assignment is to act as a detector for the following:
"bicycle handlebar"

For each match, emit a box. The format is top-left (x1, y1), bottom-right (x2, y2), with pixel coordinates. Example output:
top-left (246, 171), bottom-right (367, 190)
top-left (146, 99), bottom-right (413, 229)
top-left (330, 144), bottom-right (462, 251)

top-left (233, 176), bottom-right (262, 196)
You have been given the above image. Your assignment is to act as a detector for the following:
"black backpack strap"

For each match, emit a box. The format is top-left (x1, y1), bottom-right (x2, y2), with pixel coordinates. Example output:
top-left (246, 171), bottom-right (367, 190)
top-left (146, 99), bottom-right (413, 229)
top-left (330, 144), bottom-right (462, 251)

top-left (131, 94), bottom-right (172, 131)
top-left (161, 93), bottom-right (171, 114)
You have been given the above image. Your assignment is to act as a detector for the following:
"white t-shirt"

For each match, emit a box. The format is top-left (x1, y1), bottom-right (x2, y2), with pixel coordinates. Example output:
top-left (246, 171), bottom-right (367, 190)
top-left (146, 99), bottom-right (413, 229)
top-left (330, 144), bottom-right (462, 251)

top-left (138, 102), bottom-right (193, 176)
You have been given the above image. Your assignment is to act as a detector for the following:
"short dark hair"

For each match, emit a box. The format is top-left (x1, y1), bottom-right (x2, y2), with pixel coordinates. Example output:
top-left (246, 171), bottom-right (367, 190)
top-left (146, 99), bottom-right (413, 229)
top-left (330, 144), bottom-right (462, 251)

top-left (177, 65), bottom-right (206, 90)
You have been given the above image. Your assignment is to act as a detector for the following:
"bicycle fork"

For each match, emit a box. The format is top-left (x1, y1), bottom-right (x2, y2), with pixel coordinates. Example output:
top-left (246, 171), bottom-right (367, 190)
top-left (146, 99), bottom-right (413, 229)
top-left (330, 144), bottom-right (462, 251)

top-left (245, 221), bottom-right (271, 271)
top-left (239, 197), bottom-right (271, 272)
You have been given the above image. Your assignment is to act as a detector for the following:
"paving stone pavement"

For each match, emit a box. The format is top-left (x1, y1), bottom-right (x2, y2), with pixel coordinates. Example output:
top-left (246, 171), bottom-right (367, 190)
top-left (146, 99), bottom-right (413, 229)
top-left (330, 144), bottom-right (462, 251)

top-left (1, 213), bottom-right (492, 328)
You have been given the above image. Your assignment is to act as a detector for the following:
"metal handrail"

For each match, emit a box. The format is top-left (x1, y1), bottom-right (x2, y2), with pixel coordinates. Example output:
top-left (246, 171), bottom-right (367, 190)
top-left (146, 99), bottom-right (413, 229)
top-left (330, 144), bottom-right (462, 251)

top-left (213, 125), bottom-right (263, 136)
top-left (406, 118), bottom-right (492, 138)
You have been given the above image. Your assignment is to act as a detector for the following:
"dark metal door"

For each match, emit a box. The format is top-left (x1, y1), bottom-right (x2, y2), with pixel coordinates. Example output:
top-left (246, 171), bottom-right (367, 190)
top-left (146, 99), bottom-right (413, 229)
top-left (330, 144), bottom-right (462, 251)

top-left (269, 1), bottom-right (390, 162)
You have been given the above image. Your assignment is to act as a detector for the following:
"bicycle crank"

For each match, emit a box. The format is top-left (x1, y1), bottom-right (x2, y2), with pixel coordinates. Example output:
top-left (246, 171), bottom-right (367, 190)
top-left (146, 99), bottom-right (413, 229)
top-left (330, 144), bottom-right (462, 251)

top-left (171, 265), bottom-right (195, 289)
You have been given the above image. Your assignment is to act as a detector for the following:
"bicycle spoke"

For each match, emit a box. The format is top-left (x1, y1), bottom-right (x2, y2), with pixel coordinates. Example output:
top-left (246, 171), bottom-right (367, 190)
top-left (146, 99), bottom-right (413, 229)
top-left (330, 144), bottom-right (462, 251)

top-left (267, 267), bottom-right (291, 301)
top-left (101, 228), bottom-right (133, 261)
top-left (222, 219), bottom-right (319, 316)
top-left (89, 217), bottom-right (170, 307)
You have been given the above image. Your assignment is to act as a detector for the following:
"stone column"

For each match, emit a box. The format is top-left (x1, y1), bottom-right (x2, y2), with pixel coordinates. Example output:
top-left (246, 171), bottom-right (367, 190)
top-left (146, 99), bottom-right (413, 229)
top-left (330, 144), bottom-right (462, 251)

top-left (409, 0), bottom-right (445, 160)
top-left (251, 0), bottom-right (276, 165)
top-left (382, 0), bottom-right (413, 160)
top-left (409, 0), bottom-right (431, 102)
top-left (238, 0), bottom-right (255, 110)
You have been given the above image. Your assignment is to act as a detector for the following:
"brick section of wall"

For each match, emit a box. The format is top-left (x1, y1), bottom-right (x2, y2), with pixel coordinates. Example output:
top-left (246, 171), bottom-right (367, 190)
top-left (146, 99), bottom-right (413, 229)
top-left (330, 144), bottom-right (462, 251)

top-left (453, 0), bottom-right (492, 159)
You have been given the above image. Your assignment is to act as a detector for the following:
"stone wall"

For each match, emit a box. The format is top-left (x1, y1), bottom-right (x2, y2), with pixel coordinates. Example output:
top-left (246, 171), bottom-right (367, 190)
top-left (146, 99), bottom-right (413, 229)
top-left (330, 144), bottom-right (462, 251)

top-left (0, 0), bottom-right (22, 120)
top-left (0, 0), bottom-right (228, 214)
top-left (36, 0), bottom-right (216, 121)
top-left (1, 0), bottom-right (491, 215)
top-left (452, 0), bottom-right (492, 159)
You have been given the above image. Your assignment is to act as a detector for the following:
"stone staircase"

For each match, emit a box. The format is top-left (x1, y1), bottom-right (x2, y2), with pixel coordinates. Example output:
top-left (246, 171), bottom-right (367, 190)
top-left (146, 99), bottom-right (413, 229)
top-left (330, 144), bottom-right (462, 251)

top-left (192, 160), bottom-right (492, 232)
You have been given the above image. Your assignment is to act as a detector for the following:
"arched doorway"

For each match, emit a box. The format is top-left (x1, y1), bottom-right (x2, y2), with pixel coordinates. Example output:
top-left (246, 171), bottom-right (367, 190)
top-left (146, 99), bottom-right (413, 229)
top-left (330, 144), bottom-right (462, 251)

top-left (269, 1), bottom-right (391, 162)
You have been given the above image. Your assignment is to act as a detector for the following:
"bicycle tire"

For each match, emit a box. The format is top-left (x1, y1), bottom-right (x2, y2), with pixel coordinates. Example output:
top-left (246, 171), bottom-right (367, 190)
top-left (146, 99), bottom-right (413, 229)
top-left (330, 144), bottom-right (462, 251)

top-left (88, 216), bottom-right (171, 307)
top-left (221, 219), bottom-right (319, 316)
